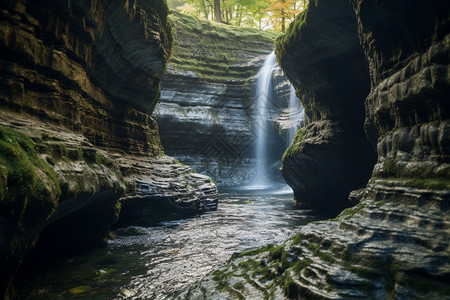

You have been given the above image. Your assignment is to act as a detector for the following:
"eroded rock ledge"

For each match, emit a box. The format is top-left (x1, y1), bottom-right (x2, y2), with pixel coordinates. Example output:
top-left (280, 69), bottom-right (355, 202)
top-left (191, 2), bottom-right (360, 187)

top-left (0, 0), bottom-right (217, 298)
top-left (177, 0), bottom-right (450, 298)
top-left (156, 11), bottom-right (294, 186)
top-left (174, 189), bottom-right (449, 299)
top-left (277, 0), bottom-right (376, 210)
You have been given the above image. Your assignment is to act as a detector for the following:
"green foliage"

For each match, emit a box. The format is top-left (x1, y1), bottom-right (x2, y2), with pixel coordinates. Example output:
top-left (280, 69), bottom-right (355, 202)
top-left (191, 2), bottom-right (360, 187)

top-left (169, 11), bottom-right (278, 82)
top-left (238, 244), bottom-right (275, 258)
top-left (292, 232), bottom-right (303, 245)
top-left (252, 265), bottom-right (276, 281)
top-left (338, 202), bottom-right (365, 219)
top-left (283, 275), bottom-right (298, 298)
top-left (269, 245), bottom-right (284, 261)
top-left (275, 7), bottom-right (308, 59)
top-left (171, 0), bottom-right (307, 32)
top-left (282, 127), bottom-right (305, 162)
top-left (292, 258), bottom-right (312, 273)
top-left (238, 258), bottom-right (264, 270)
top-left (233, 281), bottom-right (245, 290)
top-left (68, 148), bottom-right (83, 161)
top-left (0, 126), bottom-right (60, 229)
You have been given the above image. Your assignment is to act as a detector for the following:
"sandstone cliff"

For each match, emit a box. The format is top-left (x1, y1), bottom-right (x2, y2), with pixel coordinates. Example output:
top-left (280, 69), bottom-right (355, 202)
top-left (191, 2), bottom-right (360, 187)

top-left (156, 11), bottom-right (297, 186)
top-left (175, 0), bottom-right (450, 298)
top-left (0, 0), bottom-right (217, 298)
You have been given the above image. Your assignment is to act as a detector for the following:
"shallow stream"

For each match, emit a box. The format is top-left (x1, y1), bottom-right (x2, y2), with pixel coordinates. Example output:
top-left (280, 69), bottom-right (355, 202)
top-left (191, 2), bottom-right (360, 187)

top-left (19, 187), bottom-right (326, 299)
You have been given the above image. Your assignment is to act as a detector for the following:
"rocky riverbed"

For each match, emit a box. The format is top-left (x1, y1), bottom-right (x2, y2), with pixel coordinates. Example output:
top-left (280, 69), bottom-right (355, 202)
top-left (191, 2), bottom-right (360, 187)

top-left (14, 188), bottom-right (325, 299)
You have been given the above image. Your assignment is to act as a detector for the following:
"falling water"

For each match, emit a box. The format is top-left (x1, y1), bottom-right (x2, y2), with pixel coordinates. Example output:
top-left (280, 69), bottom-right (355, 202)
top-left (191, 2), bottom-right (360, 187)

top-left (252, 51), bottom-right (277, 187)
top-left (286, 85), bottom-right (305, 145)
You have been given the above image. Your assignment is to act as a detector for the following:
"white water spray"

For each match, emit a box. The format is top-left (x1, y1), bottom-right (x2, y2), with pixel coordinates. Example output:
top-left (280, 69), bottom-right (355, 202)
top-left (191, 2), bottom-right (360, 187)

top-left (252, 52), bottom-right (277, 187)
top-left (286, 85), bottom-right (305, 145)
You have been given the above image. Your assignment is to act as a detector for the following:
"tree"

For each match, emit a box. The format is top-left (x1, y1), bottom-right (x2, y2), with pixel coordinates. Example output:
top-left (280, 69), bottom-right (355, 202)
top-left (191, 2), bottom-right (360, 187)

top-left (266, 0), bottom-right (298, 32)
top-left (172, 0), bottom-right (308, 30)
top-left (214, 0), bottom-right (222, 22)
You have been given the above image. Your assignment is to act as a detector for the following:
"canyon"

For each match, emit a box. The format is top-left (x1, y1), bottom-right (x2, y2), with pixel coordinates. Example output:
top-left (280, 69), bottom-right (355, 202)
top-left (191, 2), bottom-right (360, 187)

top-left (175, 0), bottom-right (450, 298)
top-left (0, 0), bottom-right (449, 299)
top-left (0, 0), bottom-right (217, 298)
top-left (156, 11), bottom-right (300, 186)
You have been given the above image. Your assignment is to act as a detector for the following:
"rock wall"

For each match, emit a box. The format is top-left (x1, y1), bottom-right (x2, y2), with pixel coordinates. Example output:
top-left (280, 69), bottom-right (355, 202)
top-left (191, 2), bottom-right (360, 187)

top-left (0, 1), bottom-right (217, 298)
top-left (176, 0), bottom-right (450, 298)
top-left (276, 0), bottom-right (376, 210)
top-left (277, 0), bottom-right (450, 208)
top-left (156, 11), bottom-right (295, 186)
top-left (0, 0), bottom-right (171, 155)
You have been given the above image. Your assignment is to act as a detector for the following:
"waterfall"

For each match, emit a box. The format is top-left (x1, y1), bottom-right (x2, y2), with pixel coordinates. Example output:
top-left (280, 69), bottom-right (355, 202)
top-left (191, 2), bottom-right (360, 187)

top-left (286, 85), bottom-right (305, 145)
top-left (252, 51), bottom-right (277, 187)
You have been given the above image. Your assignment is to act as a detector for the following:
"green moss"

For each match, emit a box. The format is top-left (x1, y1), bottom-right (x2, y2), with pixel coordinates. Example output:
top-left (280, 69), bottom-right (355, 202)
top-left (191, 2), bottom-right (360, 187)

top-left (283, 275), bottom-right (298, 298)
top-left (275, 7), bottom-right (309, 61)
top-left (317, 251), bottom-right (336, 264)
top-left (233, 282), bottom-right (244, 290)
top-left (238, 259), bottom-right (264, 271)
top-left (168, 10), bottom-right (279, 82)
top-left (292, 232), bottom-right (304, 245)
top-left (69, 286), bottom-right (92, 294)
top-left (82, 148), bottom-right (101, 165)
top-left (282, 127), bottom-right (306, 162)
top-left (213, 268), bottom-right (233, 282)
top-left (46, 156), bottom-right (55, 166)
top-left (95, 153), bottom-right (103, 166)
top-left (0, 125), bottom-right (60, 229)
top-left (305, 243), bottom-right (320, 255)
top-left (252, 265), bottom-right (276, 281)
top-left (338, 202), bottom-right (365, 219)
top-left (292, 258), bottom-right (312, 274)
top-left (50, 143), bottom-right (68, 159)
top-left (269, 245), bottom-right (284, 261)
top-left (304, 268), bottom-right (318, 279)
top-left (372, 177), bottom-right (450, 191)
top-left (68, 148), bottom-right (83, 161)
top-left (238, 244), bottom-right (275, 258)
top-left (376, 156), bottom-right (450, 188)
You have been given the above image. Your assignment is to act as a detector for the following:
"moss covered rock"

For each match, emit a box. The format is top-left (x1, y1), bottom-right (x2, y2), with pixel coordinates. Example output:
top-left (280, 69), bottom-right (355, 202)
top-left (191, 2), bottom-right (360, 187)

top-left (276, 0), bottom-right (376, 210)
top-left (0, 126), bottom-right (60, 299)
top-left (158, 11), bottom-right (293, 185)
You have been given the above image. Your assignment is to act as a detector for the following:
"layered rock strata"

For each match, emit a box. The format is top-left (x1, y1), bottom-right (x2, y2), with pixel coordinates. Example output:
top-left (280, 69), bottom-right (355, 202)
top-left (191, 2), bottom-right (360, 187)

top-left (114, 155), bottom-right (217, 227)
top-left (277, 0), bottom-right (376, 210)
top-left (178, 0), bottom-right (450, 298)
top-left (0, 0), bottom-right (217, 298)
top-left (174, 190), bottom-right (449, 299)
top-left (156, 11), bottom-right (295, 186)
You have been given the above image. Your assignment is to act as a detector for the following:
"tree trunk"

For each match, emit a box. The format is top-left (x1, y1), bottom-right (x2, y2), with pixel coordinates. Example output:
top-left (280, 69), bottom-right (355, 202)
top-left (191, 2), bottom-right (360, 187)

top-left (200, 0), bottom-right (208, 20)
top-left (214, 0), bottom-right (222, 22)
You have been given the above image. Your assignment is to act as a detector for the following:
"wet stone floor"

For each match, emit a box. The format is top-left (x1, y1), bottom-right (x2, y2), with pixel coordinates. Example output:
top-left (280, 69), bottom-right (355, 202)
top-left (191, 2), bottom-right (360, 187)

top-left (17, 187), bottom-right (326, 299)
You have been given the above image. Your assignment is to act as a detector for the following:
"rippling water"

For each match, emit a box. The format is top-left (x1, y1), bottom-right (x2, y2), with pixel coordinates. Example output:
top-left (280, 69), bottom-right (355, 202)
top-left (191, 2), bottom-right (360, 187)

top-left (19, 187), bottom-right (325, 299)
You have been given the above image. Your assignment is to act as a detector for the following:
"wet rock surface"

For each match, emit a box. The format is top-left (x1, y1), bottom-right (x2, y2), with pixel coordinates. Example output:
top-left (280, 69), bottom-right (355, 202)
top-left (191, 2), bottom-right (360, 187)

top-left (157, 12), bottom-right (295, 186)
top-left (0, 1), bottom-right (217, 298)
top-left (180, 0), bottom-right (450, 298)
top-left (0, 0), bottom-right (170, 155)
top-left (175, 185), bottom-right (450, 299)
top-left (277, 0), bottom-right (376, 208)
top-left (282, 120), bottom-right (375, 211)
top-left (114, 155), bottom-right (218, 227)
